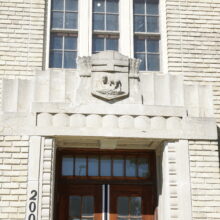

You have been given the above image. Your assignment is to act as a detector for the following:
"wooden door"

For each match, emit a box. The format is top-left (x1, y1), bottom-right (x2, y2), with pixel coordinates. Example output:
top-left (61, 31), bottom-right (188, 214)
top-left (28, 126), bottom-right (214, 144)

top-left (56, 149), bottom-right (157, 220)
top-left (110, 185), bottom-right (156, 220)
top-left (57, 184), bottom-right (102, 220)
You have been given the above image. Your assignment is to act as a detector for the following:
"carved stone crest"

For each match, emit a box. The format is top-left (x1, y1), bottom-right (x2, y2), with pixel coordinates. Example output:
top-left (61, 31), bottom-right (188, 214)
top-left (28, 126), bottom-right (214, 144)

top-left (91, 51), bottom-right (129, 101)
top-left (77, 51), bottom-right (140, 102)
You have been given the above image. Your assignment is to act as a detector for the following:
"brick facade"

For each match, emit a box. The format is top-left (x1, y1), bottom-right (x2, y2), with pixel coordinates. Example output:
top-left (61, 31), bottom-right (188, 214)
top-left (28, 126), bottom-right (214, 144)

top-left (189, 141), bottom-right (220, 219)
top-left (0, 136), bottom-right (29, 219)
top-left (0, 0), bottom-right (220, 219)
top-left (166, 1), bottom-right (220, 218)
top-left (0, 0), bottom-right (45, 76)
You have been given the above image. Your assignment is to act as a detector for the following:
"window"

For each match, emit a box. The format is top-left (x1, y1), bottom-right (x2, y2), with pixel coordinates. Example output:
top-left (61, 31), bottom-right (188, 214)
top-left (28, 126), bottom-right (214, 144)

top-left (92, 0), bottom-right (119, 53)
top-left (48, 0), bottom-right (161, 71)
top-left (49, 0), bottom-right (78, 68)
top-left (133, 0), bottom-right (160, 71)
top-left (62, 154), bottom-right (150, 178)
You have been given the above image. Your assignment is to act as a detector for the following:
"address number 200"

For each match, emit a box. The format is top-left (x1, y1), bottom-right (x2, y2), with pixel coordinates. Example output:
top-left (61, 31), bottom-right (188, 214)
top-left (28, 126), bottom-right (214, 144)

top-left (28, 190), bottom-right (37, 220)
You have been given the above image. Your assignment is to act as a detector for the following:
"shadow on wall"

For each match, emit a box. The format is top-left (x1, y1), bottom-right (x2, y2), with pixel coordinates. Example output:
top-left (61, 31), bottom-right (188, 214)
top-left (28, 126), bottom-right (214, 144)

top-left (155, 147), bottom-right (163, 220)
top-left (217, 126), bottom-right (220, 168)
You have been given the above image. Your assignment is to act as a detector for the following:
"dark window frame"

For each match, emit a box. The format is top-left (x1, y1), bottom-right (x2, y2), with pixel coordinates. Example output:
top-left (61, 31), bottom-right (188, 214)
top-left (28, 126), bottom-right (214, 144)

top-left (56, 148), bottom-right (157, 184)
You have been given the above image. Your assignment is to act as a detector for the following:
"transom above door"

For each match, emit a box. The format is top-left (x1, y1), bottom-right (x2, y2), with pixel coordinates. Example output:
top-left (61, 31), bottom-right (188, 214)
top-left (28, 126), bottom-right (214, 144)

top-left (55, 149), bottom-right (157, 220)
top-left (59, 149), bottom-right (155, 181)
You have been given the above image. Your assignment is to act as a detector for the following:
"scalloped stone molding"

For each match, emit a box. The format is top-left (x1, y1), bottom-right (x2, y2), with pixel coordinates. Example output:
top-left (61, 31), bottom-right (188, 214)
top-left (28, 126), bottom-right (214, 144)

top-left (37, 113), bottom-right (182, 130)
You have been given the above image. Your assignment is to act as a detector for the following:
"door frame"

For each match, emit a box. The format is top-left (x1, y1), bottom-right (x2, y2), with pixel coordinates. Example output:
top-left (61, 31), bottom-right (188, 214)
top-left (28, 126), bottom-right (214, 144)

top-left (54, 148), bottom-right (158, 220)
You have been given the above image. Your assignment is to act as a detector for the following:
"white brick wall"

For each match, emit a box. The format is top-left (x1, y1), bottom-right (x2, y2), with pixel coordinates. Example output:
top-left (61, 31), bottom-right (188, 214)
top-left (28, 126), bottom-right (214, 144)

top-left (0, 0), bottom-right (45, 76)
top-left (166, 1), bottom-right (220, 218)
top-left (189, 141), bottom-right (220, 219)
top-left (0, 136), bottom-right (55, 220)
top-left (166, 0), bottom-right (220, 124)
top-left (0, 136), bottom-right (29, 220)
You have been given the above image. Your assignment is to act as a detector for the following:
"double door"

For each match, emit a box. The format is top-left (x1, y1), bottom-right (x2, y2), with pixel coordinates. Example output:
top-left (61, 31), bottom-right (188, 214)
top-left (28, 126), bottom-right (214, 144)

top-left (57, 184), bottom-right (156, 220)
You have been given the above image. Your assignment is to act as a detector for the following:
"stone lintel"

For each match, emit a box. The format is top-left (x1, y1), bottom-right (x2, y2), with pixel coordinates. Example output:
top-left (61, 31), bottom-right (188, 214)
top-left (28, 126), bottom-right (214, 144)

top-left (0, 112), bottom-right (217, 140)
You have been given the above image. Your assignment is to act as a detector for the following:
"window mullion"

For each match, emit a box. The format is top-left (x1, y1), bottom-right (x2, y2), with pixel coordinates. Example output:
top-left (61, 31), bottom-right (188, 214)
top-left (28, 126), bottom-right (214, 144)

top-left (78, 0), bottom-right (91, 56)
top-left (105, 0), bottom-right (107, 31)
top-left (63, 0), bottom-right (65, 29)
top-left (62, 35), bottom-right (65, 68)
top-left (119, 0), bottom-right (133, 57)
top-left (145, 0), bottom-right (147, 32)
top-left (145, 38), bottom-right (147, 71)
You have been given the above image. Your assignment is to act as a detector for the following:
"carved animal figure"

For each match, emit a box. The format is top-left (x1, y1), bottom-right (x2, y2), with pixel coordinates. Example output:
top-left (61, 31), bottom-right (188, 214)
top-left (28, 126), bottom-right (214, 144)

top-left (110, 80), bottom-right (122, 92)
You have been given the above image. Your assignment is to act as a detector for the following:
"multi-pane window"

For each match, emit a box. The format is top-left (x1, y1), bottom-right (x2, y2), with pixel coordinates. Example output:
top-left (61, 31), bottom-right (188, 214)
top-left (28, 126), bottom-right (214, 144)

top-left (92, 0), bottom-right (119, 53)
top-left (62, 154), bottom-right (150, 178)
top-left (92, 35), bottom-right (118, 53)
top-left (134, 0), bottom-right (160, 71)
top-left (49, 0), bottom-right (161, 71)
top-left (49, 0), bottom-right (78, 68)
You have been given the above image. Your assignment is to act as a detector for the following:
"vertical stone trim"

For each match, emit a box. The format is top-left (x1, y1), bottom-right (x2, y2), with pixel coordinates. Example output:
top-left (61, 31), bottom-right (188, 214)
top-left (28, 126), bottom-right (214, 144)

top-left (158, 141), bottom-right (192, 220)
top-left (176, 140), bottom-right (192, 220)
top-left (157, 142), bottom-right (172, 220)
top-left (25, 136), bottom-right (56, 220)
top-left (166, 142), bottom-right (179, 220)
top-left (39, 137), bottom-right (56, 220)
top-left (78, 0), bottom-right (92, 56)
top-left (120, 0), bottom-right (133, 57)
top-left (26, 136), bottom-right (42, 220)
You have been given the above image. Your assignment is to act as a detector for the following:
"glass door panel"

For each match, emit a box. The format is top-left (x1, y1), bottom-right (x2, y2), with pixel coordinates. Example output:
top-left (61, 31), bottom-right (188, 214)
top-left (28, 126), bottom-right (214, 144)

top-left (110, 185), bottom-right (156, 220)
top-left (57, 185), bottom-right (102, 220)
top-left (69, 196), bottom-right (94, 220)
top-left (117, 196), bottom-right (143, 220)
top-left (130, 197), bottom-right (142, 217)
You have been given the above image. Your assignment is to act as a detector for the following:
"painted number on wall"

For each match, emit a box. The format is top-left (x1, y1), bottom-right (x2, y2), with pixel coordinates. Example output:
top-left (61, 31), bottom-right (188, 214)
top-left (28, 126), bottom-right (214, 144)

top-left (28, 190), bottom-right (37, 220)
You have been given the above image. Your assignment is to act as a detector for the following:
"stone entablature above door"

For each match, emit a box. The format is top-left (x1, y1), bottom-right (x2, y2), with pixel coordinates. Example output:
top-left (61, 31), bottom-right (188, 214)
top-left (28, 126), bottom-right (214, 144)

top-left (0, 51), bottom-right (217, 140)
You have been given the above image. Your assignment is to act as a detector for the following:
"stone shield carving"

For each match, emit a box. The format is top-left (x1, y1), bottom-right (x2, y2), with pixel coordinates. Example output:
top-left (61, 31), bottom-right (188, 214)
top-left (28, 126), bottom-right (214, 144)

top-left (92, 72), bottom-right (128, 100)
top-left (91, 51), bottom-right (129, 101)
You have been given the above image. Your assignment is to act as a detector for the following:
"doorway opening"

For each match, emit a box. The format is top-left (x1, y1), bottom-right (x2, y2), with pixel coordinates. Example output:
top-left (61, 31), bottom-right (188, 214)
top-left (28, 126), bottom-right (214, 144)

top-left (55, 149), bottom-right (157, 220)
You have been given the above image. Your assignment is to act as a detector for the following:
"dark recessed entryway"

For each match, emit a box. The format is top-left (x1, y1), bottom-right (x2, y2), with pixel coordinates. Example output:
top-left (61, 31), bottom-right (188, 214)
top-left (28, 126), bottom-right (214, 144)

top-left (55, 149), bottom-right (157, 220)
